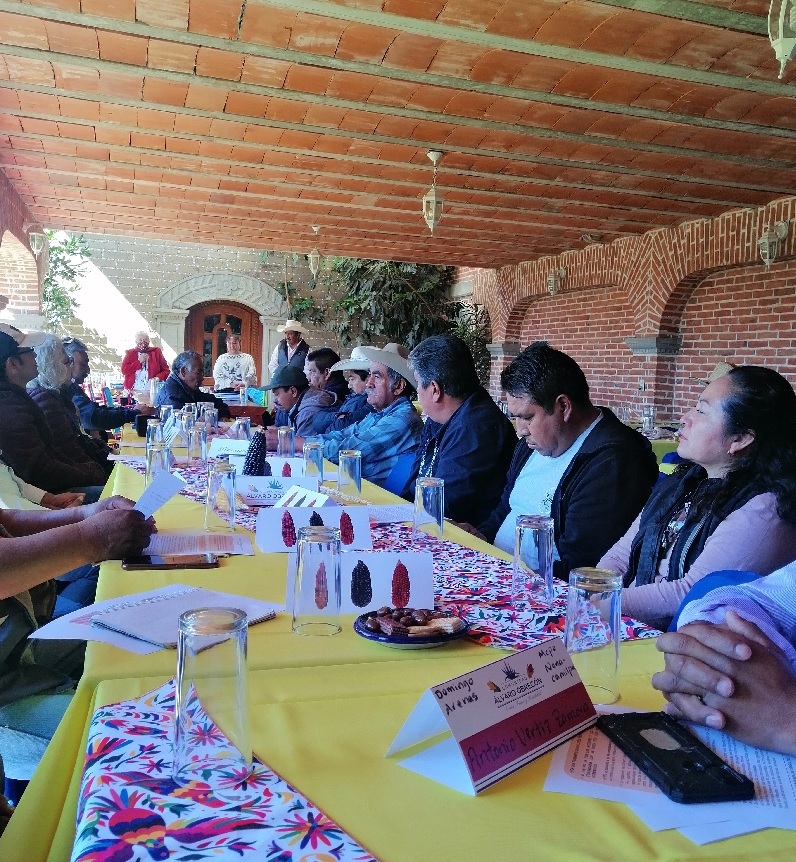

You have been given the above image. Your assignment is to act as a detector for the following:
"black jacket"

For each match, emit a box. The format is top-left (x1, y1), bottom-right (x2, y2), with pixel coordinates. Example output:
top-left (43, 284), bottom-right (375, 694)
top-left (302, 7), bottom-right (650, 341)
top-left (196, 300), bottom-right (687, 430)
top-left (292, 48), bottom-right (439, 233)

top-left (155, 373), bottom-right (232, 420)
top-left (479, 408), bottom-right (659, 581)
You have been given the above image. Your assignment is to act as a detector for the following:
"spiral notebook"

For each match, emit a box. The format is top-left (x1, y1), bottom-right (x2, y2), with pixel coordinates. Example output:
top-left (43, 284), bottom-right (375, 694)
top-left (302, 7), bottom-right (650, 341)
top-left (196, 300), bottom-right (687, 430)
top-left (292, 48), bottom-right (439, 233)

top-left (90, 584), bottom-right (280, 649)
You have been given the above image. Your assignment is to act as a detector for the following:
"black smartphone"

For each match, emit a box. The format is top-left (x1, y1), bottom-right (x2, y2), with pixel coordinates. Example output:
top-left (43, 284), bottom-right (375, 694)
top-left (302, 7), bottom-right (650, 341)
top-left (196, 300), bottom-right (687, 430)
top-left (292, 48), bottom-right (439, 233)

top-left (596, 712), bottom-right (755, 804)
top-left (121, 553), bottom-right (219, 570)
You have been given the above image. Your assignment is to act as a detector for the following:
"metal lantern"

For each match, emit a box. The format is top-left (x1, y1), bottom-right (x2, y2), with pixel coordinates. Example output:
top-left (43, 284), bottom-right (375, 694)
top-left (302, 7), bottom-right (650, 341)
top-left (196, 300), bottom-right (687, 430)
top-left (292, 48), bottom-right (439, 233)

top-left (769, 0), bottom-right (796, 79)
top-left (308, 247), bottom-right (321, 277)
top-left (28, 231), bottom-right (45, 257)
top-left (758, 221), bottom-right (789, 267)
top-left (422, 151), bottom-right (444, 234)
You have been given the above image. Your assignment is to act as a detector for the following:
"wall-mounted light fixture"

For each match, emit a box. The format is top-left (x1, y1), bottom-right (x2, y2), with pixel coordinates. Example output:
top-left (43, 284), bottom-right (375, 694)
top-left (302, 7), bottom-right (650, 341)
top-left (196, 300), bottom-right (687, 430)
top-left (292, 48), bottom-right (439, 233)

top-left (546, 267), bottom-right (567, 296)
top-left (758, 220), bottom-right (789, 267)
top-left (769, 0), bottom-right (796, 79)
top-left (23, 222), bottom-right (46, 258)
top-left (308, 225), bottom-right (321, 277)
top-left (580, 233), bottom-right (603, 244)
top-left (422, 150), bottom-right (444, 234)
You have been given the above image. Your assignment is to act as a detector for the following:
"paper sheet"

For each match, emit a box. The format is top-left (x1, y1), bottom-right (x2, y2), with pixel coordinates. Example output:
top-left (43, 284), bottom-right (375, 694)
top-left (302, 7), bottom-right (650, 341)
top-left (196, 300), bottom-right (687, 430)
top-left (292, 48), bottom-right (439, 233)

top-left (367, 503), bottom-right (414, 524)
top-left (144, 531), bottom-right (255, 556)
top-left (544, 709), bottom-right (796, 843)
top-left (134, 470), bottom-right (186, 518)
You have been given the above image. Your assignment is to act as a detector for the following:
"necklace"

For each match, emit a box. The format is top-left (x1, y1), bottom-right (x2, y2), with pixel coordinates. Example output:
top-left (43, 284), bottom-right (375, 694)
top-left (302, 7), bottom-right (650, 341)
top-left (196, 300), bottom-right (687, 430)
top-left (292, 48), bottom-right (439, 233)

top-left (660, 480), bottom-right (706, 554)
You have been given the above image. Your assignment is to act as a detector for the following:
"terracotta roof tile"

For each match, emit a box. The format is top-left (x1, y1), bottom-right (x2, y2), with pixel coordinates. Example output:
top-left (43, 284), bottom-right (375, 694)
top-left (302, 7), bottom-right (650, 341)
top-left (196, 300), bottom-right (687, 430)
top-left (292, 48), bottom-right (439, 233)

top-left (136, 0), bottom-right (189, 31)
top-left (336, 22), bottom-right (396, 64)
top-left (384, 33), bottom-right (444, 72)
top-left (97, 30), bottom-right (148, 66)
top-left (44, 21), bottom-right (99, 59)
top-left (147, 39), bottom-right (198, 73)
top-left (188, 0), bottom-right (241, 39)
top-left (5, 56), bottom-right (56, 86)
top-left (82, 0), bottom-right (136, 21)
top-left (239, 6), bottom-right (298, 49)
top-left (195, 47), bottom-right (244, 81)
top-left (184, 82), bottom-right (229, 111)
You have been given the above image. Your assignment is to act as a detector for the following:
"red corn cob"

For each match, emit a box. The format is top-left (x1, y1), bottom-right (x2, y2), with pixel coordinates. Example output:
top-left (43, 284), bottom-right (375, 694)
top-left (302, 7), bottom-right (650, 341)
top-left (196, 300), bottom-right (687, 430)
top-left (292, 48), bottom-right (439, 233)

top-left (282, 462), bottom-right (292, 477)
top-left (391, 560), bottom-right (410, 608)
top-left (339, 511), bottom-right (354, 545)
top-left (281, 510), bottom-right (296, 547)
top-left (314, 561), bottom-right (328, 609)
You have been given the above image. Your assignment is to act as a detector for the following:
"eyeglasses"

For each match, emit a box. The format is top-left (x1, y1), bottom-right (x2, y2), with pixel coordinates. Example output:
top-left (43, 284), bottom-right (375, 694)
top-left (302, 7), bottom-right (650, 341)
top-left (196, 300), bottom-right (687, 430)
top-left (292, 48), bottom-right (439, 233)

top-left (16, 347), bottom-right (35, 357)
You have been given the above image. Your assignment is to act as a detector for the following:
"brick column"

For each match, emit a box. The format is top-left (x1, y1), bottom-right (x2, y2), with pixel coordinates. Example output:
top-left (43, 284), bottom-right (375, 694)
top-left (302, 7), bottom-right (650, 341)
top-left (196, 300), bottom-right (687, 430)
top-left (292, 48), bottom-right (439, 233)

top-left (487, 341), bottom-right (522, 398)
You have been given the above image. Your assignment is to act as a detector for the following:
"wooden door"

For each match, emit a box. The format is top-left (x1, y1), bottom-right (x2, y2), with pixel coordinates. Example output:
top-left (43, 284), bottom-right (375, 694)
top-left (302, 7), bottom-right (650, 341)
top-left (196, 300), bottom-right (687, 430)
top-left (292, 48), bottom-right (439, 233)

top-left (184, 301), bottom-right (262, 384)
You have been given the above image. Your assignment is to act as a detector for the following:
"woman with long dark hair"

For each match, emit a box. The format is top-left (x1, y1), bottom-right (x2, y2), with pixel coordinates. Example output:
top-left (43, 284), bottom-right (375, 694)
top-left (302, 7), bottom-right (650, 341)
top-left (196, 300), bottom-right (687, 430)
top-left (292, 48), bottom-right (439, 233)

top-left (599, 366), bottom-right (796, 631)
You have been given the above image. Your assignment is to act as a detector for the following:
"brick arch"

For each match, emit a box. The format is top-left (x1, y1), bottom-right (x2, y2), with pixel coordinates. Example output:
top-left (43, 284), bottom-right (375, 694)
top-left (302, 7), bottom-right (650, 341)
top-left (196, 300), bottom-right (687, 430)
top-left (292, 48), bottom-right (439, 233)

top-left (0, 230), bottom-right (40, 316)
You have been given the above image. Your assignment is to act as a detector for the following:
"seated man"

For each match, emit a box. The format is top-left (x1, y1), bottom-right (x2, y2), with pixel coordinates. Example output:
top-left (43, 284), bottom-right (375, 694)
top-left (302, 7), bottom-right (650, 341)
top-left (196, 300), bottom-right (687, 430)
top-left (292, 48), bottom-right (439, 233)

top-left (27, 335), bottom-right (112, 484)
top-left (475, 342), bottom-right (658, 580)
top-left (305, 347), bottom-right (349, 405)
top-left (0, 326), bottom-right (107, 500)
top-left (63, 338), bottom-right (156, 433)
top-left (261, 365), bottom-right (336, 437)
top-left (401, 334), bottom-right (517, 525)
top-left (653, 561), bottom-right (796, 755)
top-left (213, 332), bottom-right (257, 392)
top-left (0, 498), bottom-right (154, 783)
top-left (155, 350), bottom-right (232, 419)
top-left (319, 349), bottom-right (374, 432)
top-left (265, 344), bottom-right (422, 487)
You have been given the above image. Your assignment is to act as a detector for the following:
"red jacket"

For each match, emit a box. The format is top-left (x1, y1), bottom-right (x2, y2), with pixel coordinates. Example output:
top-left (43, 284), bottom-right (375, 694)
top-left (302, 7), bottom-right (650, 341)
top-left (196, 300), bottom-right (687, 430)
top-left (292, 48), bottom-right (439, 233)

top-left (121, 346), bottom-right (170, 390)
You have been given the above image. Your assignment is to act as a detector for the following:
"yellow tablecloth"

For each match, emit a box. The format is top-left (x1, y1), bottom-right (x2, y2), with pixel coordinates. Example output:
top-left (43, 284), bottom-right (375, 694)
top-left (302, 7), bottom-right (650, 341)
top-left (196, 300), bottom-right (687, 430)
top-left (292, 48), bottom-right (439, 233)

top-left (3, 466), bottom-right (795, 861)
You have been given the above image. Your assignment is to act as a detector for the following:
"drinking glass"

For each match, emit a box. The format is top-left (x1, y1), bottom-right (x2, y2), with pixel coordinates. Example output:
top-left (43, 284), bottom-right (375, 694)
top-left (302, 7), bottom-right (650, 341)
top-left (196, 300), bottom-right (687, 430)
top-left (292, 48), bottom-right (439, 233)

top-left (158, 404), bottom-right (173, 426)
top-left (303, 440), bottom-right (324, 483)
top-left (234, 416), bottom-right (251, 441)
top-left (337, 449), bottom-right (362, 495)
top-left (239, 387), bottom-right (248, 405)
top-left (513, 514), bottom-right (555, 608)
top-left (173, 608), bottom-right (251, 788)
top-left (642, 405), bottom-right (655, 434)
top-left (182, 403), bottom-right (197, 419)
top-left (188, 422), bottom-right (207, 467)
top-left (145, 418), bottom-right (163, 448)
top-left (203, 407), bottom-right (218, 433)
top-left (145, 441), bottom-right (168, 486)
top-left (292, 526), bottom-right (342, 636)
top-left (277, 425), bottom-right (295, 457)
top-left (564, 567), bottom-right (622, 705)
top-left (412, 477), bottom-right (444, 540)
top-left (205, 461), bottom-right (237, 532)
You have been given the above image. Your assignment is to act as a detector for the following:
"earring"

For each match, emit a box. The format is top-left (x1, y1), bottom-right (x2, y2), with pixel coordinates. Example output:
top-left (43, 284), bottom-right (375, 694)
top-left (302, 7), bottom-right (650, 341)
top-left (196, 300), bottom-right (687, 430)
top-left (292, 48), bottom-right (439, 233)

top-left (727, 449), bottom-right (733, 456)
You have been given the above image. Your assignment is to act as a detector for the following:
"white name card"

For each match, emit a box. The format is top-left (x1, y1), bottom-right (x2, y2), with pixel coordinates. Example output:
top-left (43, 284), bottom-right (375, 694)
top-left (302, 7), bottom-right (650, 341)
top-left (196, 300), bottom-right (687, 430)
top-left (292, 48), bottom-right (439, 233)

top-left (286, 550), bottom-right (434, 615)
top-left (256, 506), bottom-right (372, 553)
top-left (208, 438), bottom-right (250, 458)
top-left (387, 638), bottom-right (596, 795)
top-left (228, 455), bottom-right (306, 479)
top-left (239, 477), bottom-right (319, 507)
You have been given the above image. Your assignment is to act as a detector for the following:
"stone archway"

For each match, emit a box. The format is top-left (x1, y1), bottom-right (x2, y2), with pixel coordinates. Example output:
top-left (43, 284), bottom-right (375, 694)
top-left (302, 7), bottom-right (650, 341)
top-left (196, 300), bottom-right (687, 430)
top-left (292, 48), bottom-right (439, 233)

top-left (153, 272), bottom-right (289, 373)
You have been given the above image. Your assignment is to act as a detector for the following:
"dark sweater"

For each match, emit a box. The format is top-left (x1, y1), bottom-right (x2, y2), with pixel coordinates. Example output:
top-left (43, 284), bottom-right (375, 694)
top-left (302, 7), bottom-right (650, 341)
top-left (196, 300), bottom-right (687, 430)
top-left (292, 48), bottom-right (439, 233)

top-left (479, 408), bottom-right (659, 581)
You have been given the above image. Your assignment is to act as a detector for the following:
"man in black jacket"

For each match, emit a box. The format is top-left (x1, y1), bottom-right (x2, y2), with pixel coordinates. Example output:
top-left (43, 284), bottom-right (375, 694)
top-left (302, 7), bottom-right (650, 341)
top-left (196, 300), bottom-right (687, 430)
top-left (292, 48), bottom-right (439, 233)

top-left (472, 342), bottom-right (658, 581)
top-left (155, 351), bottom-right (232, 419)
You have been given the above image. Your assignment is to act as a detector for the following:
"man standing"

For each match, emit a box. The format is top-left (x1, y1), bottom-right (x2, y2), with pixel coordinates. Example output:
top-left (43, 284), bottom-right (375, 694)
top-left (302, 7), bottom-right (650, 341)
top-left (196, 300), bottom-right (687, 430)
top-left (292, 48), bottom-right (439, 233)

top-left (213, 332), bottom-right (257, 392)
top-left (63, 338), bottom-right (156, 432)
top-left (474, 342), bottom-right (658, 580)
top-left (402, 334), bottom-right (517, 525)
top-left (268, 319), bottom-right (310, 374)
top-left (265, 344), bottom-right (422, 486)
top-left (121, 331), bottom-right (169, 395)
top-left (155, 351), bottom-right (232, 419)
top-left (260, 366), bottom-right (336, 437)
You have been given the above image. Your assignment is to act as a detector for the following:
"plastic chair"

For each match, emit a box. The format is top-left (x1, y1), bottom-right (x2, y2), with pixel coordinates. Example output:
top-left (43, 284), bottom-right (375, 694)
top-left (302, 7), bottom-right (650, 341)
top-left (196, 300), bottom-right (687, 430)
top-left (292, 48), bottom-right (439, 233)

top-left (383, 453), bottom-right (416, 496)
top-left (668, 569), bottom-right (760, 631)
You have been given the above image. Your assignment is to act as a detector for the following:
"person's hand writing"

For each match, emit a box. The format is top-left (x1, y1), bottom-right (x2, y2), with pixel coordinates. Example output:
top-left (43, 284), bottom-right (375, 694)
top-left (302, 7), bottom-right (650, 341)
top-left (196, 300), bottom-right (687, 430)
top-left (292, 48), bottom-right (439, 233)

top-left (652, 612), bottom-right (796, 755)
top-left (79, 509), bottom-right (155, 561)
top-left (40, 491), bottom-right (85, 509)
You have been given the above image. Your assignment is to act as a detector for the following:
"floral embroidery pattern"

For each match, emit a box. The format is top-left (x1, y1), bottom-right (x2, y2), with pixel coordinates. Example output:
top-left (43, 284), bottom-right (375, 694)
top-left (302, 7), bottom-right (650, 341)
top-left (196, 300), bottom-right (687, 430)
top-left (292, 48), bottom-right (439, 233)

top-left (72, 680), bottom-right (377, 862)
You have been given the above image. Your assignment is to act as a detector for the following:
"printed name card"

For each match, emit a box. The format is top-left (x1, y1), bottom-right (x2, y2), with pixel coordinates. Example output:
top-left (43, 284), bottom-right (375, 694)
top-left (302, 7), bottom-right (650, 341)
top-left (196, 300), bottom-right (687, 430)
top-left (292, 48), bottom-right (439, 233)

top-left (286, 551), bottom-right (434, 614)
top-left (386, 638), bottom-right (597, 795)
top-left (228, 455), bottom-right (306, 479)
top-left (208, 438), bottom-right (250, 458)
top-left (239, 477), bottom-right (320, 507)
top-left (273, 485), bottom-right (334, 508)
top-left (255, 506), bottom-right (372, 553)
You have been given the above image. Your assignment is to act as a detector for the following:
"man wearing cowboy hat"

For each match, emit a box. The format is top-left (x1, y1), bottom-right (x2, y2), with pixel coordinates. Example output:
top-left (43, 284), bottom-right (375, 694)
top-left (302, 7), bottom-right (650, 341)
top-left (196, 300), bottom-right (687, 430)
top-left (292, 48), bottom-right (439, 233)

top-left (268, 319), bottom-right (310, 374)
top-left (309, 346), bottom-right (374, 433)
top-left (264, 343), bottom-right (422, 486)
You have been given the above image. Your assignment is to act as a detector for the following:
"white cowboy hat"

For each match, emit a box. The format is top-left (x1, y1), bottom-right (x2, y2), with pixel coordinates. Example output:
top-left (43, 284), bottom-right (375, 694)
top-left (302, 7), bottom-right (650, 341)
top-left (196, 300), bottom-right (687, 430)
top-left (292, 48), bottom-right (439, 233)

top-left (276, 318), bottom-right (308, 335)
top-left (329, 346), bottom-right (370, 373)
top-left (354, 343), bottom-right (414, 384)
top-left (693, 361), bottom-right (736, 387)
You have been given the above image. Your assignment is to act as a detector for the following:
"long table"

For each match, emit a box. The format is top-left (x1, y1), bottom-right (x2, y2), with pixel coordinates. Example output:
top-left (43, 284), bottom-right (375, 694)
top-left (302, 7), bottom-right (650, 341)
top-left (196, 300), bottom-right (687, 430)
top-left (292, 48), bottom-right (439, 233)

top-left (2, 465), bottom-right (794, 861)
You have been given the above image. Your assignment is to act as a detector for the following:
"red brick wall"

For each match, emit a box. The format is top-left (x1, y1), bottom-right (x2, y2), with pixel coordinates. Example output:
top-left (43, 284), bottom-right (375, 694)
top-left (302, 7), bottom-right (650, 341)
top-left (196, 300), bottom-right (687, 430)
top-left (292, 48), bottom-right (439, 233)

top-left (0, 231), bottom-right (40, 314)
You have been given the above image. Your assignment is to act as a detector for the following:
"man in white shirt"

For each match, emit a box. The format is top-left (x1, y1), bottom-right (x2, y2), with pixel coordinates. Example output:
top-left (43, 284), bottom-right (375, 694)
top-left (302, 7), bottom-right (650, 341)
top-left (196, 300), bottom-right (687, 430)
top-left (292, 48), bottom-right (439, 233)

top-left (213, 333), bottom-right (257, 391)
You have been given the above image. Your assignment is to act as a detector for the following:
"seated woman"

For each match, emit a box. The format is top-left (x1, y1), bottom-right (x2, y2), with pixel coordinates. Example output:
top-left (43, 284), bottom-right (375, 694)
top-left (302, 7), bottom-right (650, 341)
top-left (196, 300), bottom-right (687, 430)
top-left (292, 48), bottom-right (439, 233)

top-left (598, 366), bottom-right (796, 632)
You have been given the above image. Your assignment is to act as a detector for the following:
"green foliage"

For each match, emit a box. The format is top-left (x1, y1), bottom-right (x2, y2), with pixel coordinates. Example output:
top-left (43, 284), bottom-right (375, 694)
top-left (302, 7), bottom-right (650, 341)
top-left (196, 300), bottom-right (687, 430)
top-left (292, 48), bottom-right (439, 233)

top-left (274, 279), bottom-right (324, 325)
top-left (41, 231), bottom-right (91, 330)
top-left (330, 258), bottom-right (457, 347)
top-left (450, 304), bottom-right (492, 387)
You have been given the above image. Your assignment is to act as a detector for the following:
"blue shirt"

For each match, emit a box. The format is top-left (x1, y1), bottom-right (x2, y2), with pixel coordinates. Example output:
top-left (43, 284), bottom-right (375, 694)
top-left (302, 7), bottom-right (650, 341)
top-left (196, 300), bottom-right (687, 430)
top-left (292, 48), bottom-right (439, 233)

top-left (63, 382), bottom-right (138, 431)
top-left (319, 397), bottom-right (422, 485)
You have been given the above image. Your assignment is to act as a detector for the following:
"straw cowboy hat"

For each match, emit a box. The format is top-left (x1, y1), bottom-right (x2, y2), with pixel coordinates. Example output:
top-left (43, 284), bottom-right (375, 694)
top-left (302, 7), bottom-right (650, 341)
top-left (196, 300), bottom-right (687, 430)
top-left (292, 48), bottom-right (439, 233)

top-left (693, 361), bottom-right (736, 387)
top-left (276, 318), bottom-right (308, 335)
top-left (343, 343), bottom-right (414, 384)
top-left (329, 346), bottom-right (370, 373)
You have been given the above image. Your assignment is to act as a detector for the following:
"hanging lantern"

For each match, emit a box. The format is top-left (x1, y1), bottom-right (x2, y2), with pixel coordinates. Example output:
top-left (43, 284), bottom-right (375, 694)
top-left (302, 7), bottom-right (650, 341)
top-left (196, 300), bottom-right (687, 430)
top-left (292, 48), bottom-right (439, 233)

top-left (308, 225), bottom-right (321, 277)
top-left (769, 0), bottom-right (796, 79)
top-left (421, 151), bottom-right (444, 234)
